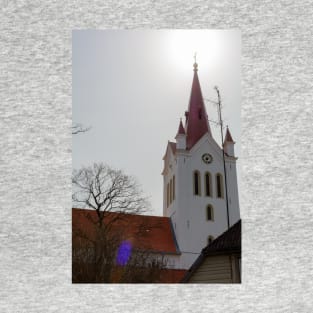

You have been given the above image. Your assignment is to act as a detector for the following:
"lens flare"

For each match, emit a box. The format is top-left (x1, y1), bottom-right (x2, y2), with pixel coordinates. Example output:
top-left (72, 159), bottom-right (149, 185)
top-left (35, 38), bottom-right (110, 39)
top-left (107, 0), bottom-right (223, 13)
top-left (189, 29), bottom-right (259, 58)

top-left (116, 241), bottom-right (132, 266)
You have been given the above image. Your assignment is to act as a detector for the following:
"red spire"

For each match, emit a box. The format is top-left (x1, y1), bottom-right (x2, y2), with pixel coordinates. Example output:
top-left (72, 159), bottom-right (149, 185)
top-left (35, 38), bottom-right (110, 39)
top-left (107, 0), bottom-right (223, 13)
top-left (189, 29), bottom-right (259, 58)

top-left (185, 63), bottom-right (211, 149)
top-left (224, 126), bottom-right (235, 144)
top-left (176, 119), bottom-right (185, 137)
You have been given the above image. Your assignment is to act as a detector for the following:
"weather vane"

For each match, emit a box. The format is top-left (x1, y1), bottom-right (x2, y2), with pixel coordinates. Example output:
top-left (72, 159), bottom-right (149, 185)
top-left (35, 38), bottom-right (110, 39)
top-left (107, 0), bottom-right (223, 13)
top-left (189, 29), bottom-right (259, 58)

top-left (194, 52), bottom-right (197, 63)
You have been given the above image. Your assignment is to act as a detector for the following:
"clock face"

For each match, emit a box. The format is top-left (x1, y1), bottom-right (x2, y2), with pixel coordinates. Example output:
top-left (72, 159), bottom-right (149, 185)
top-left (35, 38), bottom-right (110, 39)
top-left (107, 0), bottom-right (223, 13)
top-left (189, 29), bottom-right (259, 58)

top-left (202, 153), bottom-right (213, 164)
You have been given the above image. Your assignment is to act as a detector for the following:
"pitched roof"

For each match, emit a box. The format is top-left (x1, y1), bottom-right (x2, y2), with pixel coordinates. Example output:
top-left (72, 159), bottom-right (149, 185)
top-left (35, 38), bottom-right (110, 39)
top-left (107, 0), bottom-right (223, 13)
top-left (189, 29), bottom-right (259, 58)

top-left (72, 208), bottom-right (180, 255)
top-left (203, 219), bottom-right (241, 255)
top-left (181, 220), bottom-right (241, 282)
top-left (185, 63), bottom-right (212, 149)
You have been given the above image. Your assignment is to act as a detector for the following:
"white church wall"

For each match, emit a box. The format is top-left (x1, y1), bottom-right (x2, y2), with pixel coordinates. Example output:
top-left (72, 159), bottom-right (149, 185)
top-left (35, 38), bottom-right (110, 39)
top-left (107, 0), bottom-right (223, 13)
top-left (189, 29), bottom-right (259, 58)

top-left (225, 158), bottom-right (240, 226)
top-left (162, 131), bottom-right (240, 270)
top-left (178, 134), bottom-right (229, 254)
top-left (163, 147), bottom-right (177, 218)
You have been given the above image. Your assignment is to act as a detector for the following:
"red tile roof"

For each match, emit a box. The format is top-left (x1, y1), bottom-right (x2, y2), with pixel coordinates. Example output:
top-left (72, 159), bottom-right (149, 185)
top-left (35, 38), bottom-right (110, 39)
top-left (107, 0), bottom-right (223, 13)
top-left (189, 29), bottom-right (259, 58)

top-left (185, 64), bottom-right (212, 149)
top-left (72, 208), bottom-right (179, 254)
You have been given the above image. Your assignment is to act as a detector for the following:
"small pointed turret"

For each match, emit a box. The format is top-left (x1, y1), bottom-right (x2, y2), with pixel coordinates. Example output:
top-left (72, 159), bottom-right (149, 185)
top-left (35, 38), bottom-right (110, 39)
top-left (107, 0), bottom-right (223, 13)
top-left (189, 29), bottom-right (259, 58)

top-left (185, 62), bottom-right (212, 149)
top-left (223, 126), bottom-right (235, 156)
top-left (176, 119), bottom-right (185, 136)
top-left (175, 119), bottom-right (186, 150)
top-left (224, 126), bottom-right (235, 143)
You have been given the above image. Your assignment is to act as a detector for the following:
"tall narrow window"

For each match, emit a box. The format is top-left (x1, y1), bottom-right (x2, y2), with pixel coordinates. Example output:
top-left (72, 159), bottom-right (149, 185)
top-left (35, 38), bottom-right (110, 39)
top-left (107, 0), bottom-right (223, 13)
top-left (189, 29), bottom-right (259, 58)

top-left (173, 175), bottom-right (175, 200)
top-left (206, 205), bottom-right (214, 221)
top-left (167, 183), bottom-right (169, 207)
top-left (169, 178), bottom-right (172, 204)
top-left (205, 172), bottom-right (212, 197)
top-left (216, 173), bottom-right (224, 198)
top-left (193, 171), bottom-right (201, 195)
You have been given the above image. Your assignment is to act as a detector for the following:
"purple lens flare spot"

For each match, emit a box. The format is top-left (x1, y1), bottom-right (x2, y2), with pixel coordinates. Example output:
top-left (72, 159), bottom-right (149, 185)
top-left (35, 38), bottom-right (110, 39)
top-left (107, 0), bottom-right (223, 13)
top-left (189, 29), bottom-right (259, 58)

top-left (116, 241), bottom-right (132, 266)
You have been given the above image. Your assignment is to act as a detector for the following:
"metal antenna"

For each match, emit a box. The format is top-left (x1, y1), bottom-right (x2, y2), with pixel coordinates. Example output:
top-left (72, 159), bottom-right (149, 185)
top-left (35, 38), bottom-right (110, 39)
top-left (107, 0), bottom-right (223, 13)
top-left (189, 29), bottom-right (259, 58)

top-left (203, 98), bottom-right (225, 127)
top-left (214, 86), bottom-right (230, 229)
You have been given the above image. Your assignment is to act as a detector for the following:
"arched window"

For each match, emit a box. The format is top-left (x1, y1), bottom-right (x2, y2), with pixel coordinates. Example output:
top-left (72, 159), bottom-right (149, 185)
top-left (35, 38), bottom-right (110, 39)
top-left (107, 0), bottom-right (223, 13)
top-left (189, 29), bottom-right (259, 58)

top-left (173, 175), bottom-right (175, 200)
top-left (166, 183), bottom-right (170, 207)
top-left (216, 173), bottom-right (224, 198)
top-left (206, 205), bottom-right (214, 221)
top-left (205, 172), bottom-right (212, 197)
top-left (208, 236), bottom-right (214, 244)
top-left (193, 171), bottom-right (201, 195)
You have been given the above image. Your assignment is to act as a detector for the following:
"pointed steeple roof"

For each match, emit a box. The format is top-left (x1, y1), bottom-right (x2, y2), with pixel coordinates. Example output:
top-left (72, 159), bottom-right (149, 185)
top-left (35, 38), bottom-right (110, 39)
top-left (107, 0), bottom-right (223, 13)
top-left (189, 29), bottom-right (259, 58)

top-left (185, 62), bottom-right (212, 149)
top-left (223, 126), bottom-right (235, 145)
top-left (175, 119), bottom-right (185, 137)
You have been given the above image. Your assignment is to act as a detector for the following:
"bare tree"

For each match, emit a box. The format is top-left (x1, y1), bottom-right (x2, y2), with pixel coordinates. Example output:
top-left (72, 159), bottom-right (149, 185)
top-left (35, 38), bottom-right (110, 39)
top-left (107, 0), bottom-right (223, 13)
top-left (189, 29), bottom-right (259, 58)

top-left (72, 163), bottom-right (167, 283)
top-left (72, 123), bottom-right (91, 135)
top-left (72, 220), bottom-right (167, 283)
top-left (118, 250), bottom-right (167, 283)
top-left (72, 219), bottom-right (125, 283)
top-left (72, 163), bottom-right (149, 226)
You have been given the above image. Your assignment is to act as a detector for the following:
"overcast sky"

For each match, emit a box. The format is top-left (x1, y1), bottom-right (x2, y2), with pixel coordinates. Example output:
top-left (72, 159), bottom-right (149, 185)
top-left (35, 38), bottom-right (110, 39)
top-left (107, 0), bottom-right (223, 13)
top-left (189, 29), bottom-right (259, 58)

top-left (73, 30), bottom-right (241, 216)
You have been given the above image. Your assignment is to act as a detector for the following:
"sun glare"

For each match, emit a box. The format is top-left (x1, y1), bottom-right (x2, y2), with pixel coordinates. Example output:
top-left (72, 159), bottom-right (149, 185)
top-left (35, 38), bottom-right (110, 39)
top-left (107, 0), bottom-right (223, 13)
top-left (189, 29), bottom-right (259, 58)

top-left (167, 30), bottom-right (225, 72)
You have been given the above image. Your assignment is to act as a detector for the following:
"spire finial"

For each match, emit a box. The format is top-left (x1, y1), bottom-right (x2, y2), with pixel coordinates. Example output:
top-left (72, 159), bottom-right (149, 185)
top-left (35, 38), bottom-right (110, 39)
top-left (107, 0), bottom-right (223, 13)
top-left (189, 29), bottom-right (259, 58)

top-left (193, 52), bottom-right (198, 71)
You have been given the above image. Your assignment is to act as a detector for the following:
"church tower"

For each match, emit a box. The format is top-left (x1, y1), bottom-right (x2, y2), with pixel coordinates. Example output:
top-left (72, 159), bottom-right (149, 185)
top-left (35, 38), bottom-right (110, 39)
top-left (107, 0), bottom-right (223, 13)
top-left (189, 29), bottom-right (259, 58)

top-left (162, 62), bottom-right (240, 269)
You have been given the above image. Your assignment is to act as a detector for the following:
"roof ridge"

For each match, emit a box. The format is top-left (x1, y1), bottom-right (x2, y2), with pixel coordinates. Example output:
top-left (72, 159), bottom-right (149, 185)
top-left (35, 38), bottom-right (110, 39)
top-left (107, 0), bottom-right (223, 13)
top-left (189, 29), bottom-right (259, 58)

top-left (72, 207), bottom-right (169, 219)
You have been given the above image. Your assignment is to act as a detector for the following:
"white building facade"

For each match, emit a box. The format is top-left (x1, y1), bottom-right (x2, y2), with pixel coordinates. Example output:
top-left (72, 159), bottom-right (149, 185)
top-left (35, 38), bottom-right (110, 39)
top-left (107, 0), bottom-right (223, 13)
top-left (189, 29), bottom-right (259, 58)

top-left (162, 62), bottom-right (240, 269)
